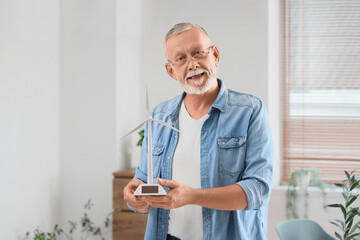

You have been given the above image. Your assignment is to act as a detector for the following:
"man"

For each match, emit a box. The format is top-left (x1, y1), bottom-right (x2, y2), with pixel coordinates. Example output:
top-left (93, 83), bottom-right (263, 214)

top-left (123, 22), bottom-right (273, 240)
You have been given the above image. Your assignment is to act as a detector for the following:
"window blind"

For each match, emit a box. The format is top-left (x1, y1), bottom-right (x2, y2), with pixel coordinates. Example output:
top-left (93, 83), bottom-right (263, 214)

top-left (282, 0), bottom-right (360, 183)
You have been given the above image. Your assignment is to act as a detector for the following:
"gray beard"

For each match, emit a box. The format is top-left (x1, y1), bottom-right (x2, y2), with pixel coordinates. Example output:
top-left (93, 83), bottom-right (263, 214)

top-left (181, 73), bottom-right (217, 95)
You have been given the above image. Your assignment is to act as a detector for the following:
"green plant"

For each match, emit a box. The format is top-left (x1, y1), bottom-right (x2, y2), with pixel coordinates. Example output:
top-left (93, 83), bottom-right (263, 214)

top-left (26, 199), bottom-right (112, 240)
top-left (327, 170), bottom-right (360, 240)
top-left (137, 129), bottom-right (145, 146)
top-left (286, 168), bottom-right (330, 219)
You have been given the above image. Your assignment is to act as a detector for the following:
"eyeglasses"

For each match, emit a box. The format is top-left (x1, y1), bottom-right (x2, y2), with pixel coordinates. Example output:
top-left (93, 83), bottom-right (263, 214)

top-left (168, 46), bottom-right (213, 67)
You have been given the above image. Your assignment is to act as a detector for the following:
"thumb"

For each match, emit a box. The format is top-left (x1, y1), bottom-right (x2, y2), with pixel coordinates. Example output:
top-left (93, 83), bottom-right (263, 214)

top-left (158, 178), bottom-right (178, 188)
top-left (130, 179), bottom-right (143, 188)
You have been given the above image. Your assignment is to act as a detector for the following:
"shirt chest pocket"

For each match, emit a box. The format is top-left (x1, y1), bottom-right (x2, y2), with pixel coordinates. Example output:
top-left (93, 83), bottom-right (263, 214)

top-left (151, 144), bottom-right (164, 179)
top-left (217, 136), bottom-right (246, 176)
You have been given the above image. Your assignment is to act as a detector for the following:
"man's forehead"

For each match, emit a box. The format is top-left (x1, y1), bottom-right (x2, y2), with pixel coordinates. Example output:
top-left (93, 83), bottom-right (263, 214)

top-left (165, 28), bottom-right (210, 54)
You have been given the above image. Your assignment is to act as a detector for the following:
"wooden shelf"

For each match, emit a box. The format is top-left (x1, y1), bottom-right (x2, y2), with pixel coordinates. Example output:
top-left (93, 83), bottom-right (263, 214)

top-left (113, 168), bottom-right (147, 240)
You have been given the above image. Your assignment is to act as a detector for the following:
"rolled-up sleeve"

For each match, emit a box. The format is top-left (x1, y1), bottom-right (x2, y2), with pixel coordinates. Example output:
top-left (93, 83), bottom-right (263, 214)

top-left (236, 100), bottom-right (273, 210)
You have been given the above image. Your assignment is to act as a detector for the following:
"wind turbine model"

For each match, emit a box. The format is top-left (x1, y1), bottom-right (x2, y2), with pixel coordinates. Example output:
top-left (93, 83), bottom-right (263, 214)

top-left (122, 85), bottom-right (179, 196)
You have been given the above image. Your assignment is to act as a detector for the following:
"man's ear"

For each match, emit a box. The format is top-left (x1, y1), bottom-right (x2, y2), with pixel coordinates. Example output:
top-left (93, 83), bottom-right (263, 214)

top-left (165, 63), bottom-right (177, 80)
top-left (212, 45), bottom-right (220, 67)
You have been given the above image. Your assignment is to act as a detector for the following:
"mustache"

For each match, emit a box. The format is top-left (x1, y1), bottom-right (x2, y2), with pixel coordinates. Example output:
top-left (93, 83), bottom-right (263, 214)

top-left (185, 69), bottom-right (210, 80)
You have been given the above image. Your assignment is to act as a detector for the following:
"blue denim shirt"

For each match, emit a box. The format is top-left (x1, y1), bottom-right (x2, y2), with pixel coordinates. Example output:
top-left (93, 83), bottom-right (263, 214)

top-left (134, 80), bottom-right (273, 240)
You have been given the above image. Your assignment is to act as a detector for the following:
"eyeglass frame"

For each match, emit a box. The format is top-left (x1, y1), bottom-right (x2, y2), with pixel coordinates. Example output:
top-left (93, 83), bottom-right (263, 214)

top-left (167, 45), bottom-right (214, 67)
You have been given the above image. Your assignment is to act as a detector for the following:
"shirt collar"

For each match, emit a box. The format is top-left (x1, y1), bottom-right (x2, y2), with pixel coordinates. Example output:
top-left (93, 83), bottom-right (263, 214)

top-left (168, 79), bottom-right (228, 121)
top-left (211, 79), bottom-right (227, 113)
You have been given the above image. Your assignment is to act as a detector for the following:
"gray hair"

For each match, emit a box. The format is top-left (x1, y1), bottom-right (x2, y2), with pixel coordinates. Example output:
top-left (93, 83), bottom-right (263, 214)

top-left (164, 22), bottom-right (210, 44)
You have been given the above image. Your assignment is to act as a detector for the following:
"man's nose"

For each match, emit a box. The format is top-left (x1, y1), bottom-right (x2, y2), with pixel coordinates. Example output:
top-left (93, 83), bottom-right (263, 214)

top-left (187, 57), bottom-right (200, 70)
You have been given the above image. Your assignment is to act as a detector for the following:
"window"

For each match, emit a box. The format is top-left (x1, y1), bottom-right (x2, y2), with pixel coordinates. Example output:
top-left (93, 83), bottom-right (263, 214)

top-left (282, 0), bottom-right (360, 183)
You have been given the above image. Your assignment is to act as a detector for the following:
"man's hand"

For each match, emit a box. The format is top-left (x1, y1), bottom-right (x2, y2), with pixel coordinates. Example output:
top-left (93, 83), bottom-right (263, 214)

top-left (139, 178), bottom-right (194, 210)
top-left (130, 178), bottom-right (248, 211)
top-left (123, 179), bottom-right (150, 213)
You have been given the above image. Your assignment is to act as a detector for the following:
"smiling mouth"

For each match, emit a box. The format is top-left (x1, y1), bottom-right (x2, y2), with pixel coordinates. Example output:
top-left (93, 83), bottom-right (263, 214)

top-left (187, 72), bottom-right (205, 80)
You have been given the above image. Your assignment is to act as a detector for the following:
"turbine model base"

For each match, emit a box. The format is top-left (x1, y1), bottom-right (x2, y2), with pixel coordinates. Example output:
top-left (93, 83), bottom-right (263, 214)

top-left (134, 183), bottom-right (167, 196)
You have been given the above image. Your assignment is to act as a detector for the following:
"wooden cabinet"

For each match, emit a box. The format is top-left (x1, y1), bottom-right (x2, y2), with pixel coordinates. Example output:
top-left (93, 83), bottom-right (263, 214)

top-left (113, 169), bottom-right (148, 240)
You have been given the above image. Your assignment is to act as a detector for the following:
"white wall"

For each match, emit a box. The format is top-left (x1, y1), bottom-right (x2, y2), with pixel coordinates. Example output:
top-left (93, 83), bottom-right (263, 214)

top-left (59, 0), bottom-right (116, 236)
top-left (0, 1), bottom-right (144, 238)
top-left (116, 0), bottom-right (143, 170)
top-left (0, 0), bottom-right (60, 239)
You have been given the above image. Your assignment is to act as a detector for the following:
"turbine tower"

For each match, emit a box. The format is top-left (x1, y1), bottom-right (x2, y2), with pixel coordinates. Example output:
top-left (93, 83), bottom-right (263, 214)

top-left (122, 85), bottom-right (179, 195)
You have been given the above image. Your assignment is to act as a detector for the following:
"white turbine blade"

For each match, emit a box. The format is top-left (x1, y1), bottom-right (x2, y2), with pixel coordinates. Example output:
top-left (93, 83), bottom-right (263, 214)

top-left (152, 119), bottom-right (180, 132)
top-left (120, 119), bottom-right (148, 139)
top-left (146, 84), bottom-right (150, 115)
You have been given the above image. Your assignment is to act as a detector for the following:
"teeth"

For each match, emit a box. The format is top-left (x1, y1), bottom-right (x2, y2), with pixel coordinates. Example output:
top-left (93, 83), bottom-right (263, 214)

top-left (189, 73), bottom-right (203, 79)
top-left (185, 70), bottom-right (208, 80)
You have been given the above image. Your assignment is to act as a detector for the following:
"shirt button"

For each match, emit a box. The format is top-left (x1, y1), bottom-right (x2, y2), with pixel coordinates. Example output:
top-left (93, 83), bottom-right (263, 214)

top-left (202, 172), bottom-right (206, 175)
top-left (175, 135), bottom-right (177, 138)
top-left (205, 218), bottom-right (209, 222)
top-left (202, 150), bottom-right (206, 153)
top-left (222, 142), bottom-right (225, 145)
top-left (162, 225), bottom-right (165, 228)
top-left (203, 129), bottom-right (207, 132)
top-left (167, 156), bottom-right (170, 159)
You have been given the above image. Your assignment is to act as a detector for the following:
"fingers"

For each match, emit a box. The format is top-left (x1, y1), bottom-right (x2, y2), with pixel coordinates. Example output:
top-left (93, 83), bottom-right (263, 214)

top-left (145, 202), bottom-right (172, 210)
top-left (123, 179), bottom-right (143, 200)
top-left (129, 178), bottom-right (144, 189)
top-left (139, 196), bottom-right (168, 204)
top-left (157, 178), bottom-right (178, 188)
top-left (123, 178), bottom-right (188, 211)
top-left (140, 196), bottom-right (173, 210)
top-left (129, 198), bottom-right (149, 209)
top-left (123, 179), bottom-right (150, 213)
top-left (129, 201), bottom-right (150, 214)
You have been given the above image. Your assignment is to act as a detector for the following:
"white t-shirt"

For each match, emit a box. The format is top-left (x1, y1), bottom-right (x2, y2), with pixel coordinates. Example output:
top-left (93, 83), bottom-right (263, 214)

top-left (167, 101), bottom-right (208, 240)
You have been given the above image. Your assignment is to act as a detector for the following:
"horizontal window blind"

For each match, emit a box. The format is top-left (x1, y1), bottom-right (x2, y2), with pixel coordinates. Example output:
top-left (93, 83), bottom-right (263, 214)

top-left (282, 0), bottom-right (360, 183)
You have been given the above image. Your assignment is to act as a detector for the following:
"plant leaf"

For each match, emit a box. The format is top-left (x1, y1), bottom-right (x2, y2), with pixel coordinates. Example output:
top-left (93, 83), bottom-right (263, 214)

top-left (327, 204), bottom-right (340, 208)
top-left (342, 191), bottom-right (348, 201)
top-left (345, 213), bottom-right (356, 224)
top-left (345, 212), bottom-right (356, 224)
top-left (340, 204), bottom-right (347, 219)
top-left (345, 171), bottom-right (350, 181)
top-left (335, 219), bottom-right (345, 229)
top-left (346, 196), bottom-right (357, 208)
top-left (346, 233), bottom-right (360, 239)
top-left (350, 182), bottom-right (359, 191)
top-left (344, 226), bottom-right (350, 238)
top-left (330, 221), bottom-right (343, 231)
top-left (335, 231), bottom-right (343, 240)
top-left (347, 219), bottom-right (353, 233)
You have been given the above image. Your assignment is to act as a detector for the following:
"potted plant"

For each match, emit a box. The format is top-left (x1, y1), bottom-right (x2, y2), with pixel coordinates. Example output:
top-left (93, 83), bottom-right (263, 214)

top-left (286, 168), bottom-right (330, 219)
top-left (327, 170), bottom-right (360, 240)
top-left (26, 199), bottom-right (112, 240)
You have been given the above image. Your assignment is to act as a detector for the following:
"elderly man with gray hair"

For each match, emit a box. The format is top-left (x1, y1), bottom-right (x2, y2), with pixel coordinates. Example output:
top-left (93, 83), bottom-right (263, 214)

top-left (124, 22), bottom-right (273, 240)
